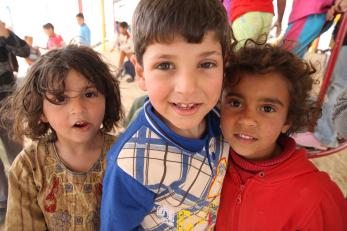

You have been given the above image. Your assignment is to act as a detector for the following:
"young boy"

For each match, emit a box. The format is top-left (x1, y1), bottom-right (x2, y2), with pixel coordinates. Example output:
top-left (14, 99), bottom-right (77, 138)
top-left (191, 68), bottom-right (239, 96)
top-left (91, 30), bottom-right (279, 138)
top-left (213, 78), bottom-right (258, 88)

top-left (216, 43), bottom-right (347, 230)
top-left (42, 23), bottom-right (64, 50)
top-left (101, 0), bottom-right (231, 230)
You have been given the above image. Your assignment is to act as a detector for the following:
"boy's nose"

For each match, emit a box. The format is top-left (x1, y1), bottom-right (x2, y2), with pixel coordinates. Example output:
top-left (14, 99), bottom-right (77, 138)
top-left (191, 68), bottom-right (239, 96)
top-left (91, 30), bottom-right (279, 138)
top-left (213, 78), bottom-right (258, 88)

top-left (175, 70), bottom-right (198, 95)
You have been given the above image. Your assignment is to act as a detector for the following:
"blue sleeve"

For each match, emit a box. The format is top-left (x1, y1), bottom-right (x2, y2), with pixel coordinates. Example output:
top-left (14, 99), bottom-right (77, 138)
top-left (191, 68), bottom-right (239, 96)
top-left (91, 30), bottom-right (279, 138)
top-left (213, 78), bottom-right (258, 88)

top-left (100, 143), bottom-right (155, 230)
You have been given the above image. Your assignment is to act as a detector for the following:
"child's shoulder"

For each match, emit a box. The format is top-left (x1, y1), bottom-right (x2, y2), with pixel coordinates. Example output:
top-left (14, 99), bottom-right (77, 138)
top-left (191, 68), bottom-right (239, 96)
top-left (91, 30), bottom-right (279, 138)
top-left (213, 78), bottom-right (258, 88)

top-left (9, 139), bottom-right (52, 175)
top-left (104, 132), bottom-right (118, 146)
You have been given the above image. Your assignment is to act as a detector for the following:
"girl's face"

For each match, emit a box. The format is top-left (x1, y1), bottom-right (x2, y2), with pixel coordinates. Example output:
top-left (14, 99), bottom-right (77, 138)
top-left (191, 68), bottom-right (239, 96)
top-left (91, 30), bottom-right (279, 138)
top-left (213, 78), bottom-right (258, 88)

top-left (42, 69), bottom-right (106, 146)
top-left (221, 72), bottom-right (291, 160)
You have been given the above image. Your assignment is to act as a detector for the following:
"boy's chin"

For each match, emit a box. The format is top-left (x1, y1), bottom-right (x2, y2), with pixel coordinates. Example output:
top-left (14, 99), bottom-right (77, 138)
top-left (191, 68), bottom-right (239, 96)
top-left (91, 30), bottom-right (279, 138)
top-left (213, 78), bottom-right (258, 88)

top-left (168, 121), bottom-right (206, 139)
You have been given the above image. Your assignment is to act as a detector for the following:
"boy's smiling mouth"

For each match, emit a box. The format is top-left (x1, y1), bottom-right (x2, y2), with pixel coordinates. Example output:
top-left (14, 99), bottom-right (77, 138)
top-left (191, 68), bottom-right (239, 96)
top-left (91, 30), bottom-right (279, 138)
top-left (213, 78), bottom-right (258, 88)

top-left (173, 103), bottom-right (199, 109)
top-left (170, 102), bottom-right (202, 115)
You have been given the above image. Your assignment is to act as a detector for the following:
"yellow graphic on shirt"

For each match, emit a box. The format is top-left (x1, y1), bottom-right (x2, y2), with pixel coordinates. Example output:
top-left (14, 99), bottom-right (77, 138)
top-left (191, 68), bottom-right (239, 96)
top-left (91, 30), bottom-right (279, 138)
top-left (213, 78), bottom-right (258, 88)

top-left (208, 157), bottom-right (227, 198)
top-left (176, 208), bottom-right (215, 231)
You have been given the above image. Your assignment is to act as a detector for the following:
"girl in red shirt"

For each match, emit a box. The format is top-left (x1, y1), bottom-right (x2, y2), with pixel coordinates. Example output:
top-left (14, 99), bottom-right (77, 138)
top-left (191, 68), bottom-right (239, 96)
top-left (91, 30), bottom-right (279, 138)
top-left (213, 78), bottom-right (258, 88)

top-left (216, 42), bottom-right (347, 231)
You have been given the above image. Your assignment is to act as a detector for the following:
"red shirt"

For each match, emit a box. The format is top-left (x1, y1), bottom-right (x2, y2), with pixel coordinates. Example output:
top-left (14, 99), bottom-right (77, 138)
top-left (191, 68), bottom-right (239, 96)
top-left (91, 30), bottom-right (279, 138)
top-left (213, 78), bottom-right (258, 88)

top-left (47, 33), bottom-right (63, 50)
top-left (230, 0), bottom-right (274, 22)
top-left (216, 137), bottom-right (347, 231)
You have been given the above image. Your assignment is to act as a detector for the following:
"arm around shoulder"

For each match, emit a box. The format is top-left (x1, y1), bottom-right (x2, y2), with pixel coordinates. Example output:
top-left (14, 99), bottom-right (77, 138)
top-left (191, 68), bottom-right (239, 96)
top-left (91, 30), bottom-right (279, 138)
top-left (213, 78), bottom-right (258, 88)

top-left (5, 148), bottom-right (47, 230)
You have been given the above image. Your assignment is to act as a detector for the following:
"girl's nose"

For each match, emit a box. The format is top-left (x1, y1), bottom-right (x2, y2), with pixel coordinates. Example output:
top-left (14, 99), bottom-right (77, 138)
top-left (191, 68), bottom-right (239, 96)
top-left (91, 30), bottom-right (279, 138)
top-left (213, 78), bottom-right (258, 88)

top-left (69, 97), bottom-right (86, 114)
top-left (237, 109), bottom-right (257, 127)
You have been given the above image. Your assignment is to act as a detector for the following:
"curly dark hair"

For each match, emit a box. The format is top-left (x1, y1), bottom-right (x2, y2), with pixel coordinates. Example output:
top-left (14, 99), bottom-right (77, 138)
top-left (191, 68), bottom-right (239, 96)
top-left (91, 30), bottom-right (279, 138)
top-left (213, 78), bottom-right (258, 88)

top-left (0, 45), bottom-right (124, 142)
top-left (224, 42), bottom-right (321, 135)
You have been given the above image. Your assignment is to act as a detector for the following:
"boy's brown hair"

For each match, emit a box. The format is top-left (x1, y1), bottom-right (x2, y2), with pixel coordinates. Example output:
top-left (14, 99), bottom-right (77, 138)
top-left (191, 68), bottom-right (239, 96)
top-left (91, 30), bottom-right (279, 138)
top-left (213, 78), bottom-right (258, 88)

top-left (42, 23), bottom-right (54, 30)
top-left (132, 0), bottom-right (232, 65)
top-left (224, 42), bottom-right (321, 135)
top-left (0, 45), bottom-right (123, 142)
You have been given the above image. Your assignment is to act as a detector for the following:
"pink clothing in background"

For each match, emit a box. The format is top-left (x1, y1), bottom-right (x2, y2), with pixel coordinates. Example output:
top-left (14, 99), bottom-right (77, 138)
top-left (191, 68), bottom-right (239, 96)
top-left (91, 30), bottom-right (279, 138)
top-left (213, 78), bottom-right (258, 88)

top-left (47, 34), bottom-right (63, 50)
top-left (288, 0), bottom-right (334, 23)
top-left (223, 0), bottom-right (232, 22)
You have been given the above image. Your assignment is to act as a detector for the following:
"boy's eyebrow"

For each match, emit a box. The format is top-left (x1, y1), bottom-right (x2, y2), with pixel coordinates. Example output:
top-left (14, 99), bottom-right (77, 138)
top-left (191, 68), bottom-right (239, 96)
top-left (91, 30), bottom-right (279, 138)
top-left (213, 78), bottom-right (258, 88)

top-left (198, 51), bottom-right (222, 57)
top-left (149, 51), bottom-right (222, 60)
top-left (151, 54), bottom-right (174, 59)
top-left (225, 92), bottom-right (284, 107)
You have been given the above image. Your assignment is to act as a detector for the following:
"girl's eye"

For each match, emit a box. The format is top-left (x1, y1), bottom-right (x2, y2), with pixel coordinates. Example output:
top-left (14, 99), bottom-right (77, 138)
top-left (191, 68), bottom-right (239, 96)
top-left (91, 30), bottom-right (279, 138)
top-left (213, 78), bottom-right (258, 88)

top-left (261, 105), bottom-right (275, 113)
top-left (228, 99), bottom-right (241, 108)
top-left (199, 62), bottom-right (216, 69)
top-left (51, 95), bottom-right (67, 105)
top-left (157, 62), bottom-right (174, 70)
top-left (85, 91), bottom-right (98, 98)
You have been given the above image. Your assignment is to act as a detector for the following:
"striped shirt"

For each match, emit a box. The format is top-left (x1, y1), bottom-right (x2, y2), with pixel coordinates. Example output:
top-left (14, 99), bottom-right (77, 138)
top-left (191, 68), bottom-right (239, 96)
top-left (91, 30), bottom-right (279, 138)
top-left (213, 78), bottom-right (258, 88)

top-left (101, 101), bottom-right (229, 230)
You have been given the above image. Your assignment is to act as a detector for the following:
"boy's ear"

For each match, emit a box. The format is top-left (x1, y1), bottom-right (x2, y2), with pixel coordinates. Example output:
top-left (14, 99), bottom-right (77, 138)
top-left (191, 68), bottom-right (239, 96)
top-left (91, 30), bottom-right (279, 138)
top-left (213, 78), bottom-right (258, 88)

top-left (130, 55), bottom-right (147, 91)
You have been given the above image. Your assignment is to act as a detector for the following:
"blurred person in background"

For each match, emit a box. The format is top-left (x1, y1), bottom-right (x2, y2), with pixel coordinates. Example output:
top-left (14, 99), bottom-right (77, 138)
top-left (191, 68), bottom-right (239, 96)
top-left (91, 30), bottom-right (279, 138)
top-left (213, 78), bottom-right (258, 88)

top-left (24, 35), bottom-right (41, 65)
top-left (42, 23), bottom-right (64, 50)
top-left (76, 13), bottom-right (91, 46)
top-left (229, 0), bottom-right (286, 48)
top-left (0, 19), bottom-right (29, 224)
top-left (111, 21), bottom-right (135, 82)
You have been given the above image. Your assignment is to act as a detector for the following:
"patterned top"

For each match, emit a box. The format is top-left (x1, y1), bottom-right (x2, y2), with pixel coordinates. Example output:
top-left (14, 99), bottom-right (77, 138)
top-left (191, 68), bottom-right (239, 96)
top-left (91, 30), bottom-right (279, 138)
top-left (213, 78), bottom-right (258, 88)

top-left (333, 86), bottom-right (347, 139)
top-left (5, 133), bottom-right (116, 231)
top-left (114, 33), bottom-right (134, 53)
top-left (101, 101), bottom-right (229, 230)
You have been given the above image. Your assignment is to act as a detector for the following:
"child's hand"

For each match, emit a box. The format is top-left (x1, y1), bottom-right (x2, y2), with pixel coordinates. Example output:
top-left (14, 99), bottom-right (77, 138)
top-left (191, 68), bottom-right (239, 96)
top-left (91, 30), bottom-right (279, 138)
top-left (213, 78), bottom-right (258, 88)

top-left (272, 20), bottom-right (282, 37)
top-left (0, 21), bottom-right (10, 38)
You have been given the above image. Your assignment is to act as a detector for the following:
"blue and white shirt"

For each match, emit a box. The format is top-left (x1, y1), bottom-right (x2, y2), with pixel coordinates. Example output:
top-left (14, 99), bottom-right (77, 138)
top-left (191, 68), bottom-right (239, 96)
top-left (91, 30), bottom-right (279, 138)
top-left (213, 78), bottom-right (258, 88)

top-left (101, 101), bottom-right (229, 230)
top-left (79, 23), bottom-right (91, 46)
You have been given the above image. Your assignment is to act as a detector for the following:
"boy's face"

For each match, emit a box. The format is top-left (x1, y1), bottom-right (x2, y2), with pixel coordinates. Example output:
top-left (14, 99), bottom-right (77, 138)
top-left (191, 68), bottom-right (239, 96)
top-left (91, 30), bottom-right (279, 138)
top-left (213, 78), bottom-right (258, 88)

top-left (221, 72), bottom-right (291, 160)
top-left (44, 28), bottom-right (53, 37)
top-left (76, 17), bottom-right (84, 26)
top-left (134, 32), bottom-right (223, 138)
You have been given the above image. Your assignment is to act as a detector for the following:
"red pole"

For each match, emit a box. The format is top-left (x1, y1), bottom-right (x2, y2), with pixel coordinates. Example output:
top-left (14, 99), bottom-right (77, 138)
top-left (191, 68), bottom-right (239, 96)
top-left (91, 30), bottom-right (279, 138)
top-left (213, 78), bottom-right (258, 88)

top-left (78, 0), bottom-right (83, 13)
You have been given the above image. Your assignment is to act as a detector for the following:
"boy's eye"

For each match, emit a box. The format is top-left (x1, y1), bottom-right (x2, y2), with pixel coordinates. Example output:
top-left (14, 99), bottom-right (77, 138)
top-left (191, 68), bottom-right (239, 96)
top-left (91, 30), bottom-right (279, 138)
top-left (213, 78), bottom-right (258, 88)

top-left (261, 105), bottom-right (275, 113)
top-left (199, 62), bottom-right (216, 69)
top-left (157, 62), bottom-right (174, 70)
